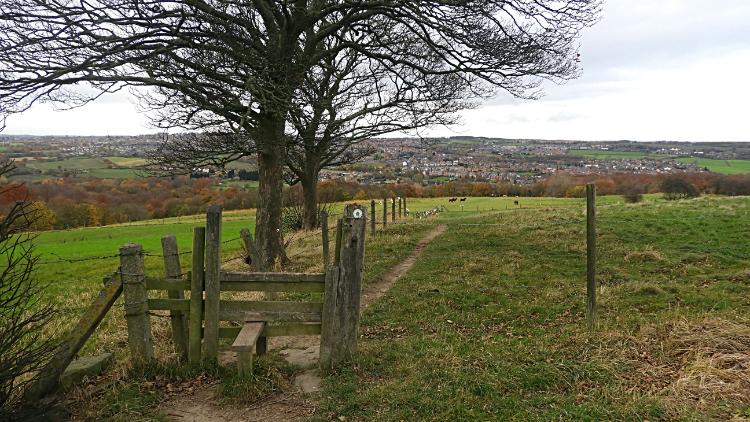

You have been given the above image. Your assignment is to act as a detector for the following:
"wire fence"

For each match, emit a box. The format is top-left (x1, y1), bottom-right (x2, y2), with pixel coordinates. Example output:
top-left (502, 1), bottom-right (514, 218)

top-left (35, 202), bottom-right (750, 297)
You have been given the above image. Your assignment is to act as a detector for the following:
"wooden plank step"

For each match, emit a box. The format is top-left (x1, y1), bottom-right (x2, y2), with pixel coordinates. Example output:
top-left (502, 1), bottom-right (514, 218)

top-left (220, 310), bottom-right (322, 322)
top-left (220, 281), bottom-right (324, 293)
top-left (232, 322), bottom-right (266, 352)
top-left (218, 323), bottom-right (321, 339)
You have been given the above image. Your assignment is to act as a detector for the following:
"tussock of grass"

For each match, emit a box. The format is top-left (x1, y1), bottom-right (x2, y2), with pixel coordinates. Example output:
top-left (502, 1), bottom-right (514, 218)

top-left (598, 317), bottom-right (750, 409)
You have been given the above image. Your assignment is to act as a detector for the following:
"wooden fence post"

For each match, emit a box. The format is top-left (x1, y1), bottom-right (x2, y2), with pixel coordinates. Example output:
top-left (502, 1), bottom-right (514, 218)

top-left (403, 197), bottom-right (407, 217)
top-left (322, 210), bottom-right (330, 269)
top-left (586, 183), bottom-right (597, 331)
top-left (161, 235), bottom-right (189, 361)
top-left (392, 198), bottom-right (395, 221)
top-left (320, 204), bottom-right (367, 372)
top-left (371, 199), bottom-right (376, 236)
top-left (204, 205), bottom-right (222, 360)
top-left (383, 199), bottom-right (387, 226)
top-left (189, 227), bottom-right (205, 364)
top-left (240, 228), bottom-right (259, 271)
top-left (398, 197), bottom-right (402, 218)
top-left (120, 242), bottom-right (154, 360)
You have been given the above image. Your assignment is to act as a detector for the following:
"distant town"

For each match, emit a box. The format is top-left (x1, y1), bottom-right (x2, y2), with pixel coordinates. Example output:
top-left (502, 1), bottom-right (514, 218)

top-left (2, 134), bottom-right (750, 186)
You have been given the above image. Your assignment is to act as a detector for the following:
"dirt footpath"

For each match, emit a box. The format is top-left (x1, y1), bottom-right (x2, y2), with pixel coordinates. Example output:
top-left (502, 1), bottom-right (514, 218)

top-left (159, 225), bottom-right (448, 421)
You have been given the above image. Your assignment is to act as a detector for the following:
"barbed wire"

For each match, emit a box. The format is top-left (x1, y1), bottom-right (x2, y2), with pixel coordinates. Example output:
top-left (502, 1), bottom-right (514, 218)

top-left (599, 243), bottom-right (750, 254)
top-left (46, 272), bottom-right (114, 287)
top-left (373, 220), bottom-right (584, 227)
top-left (367, 251), bottom-right (583, 259)
top-left (366, 284), bottom-right (582, 296)
top-left (597, 212), bottom-right (750, 224)
top-left (38, 252), bottom-right (122, 265)
top-left (599, 276), bottom-right (738, 286)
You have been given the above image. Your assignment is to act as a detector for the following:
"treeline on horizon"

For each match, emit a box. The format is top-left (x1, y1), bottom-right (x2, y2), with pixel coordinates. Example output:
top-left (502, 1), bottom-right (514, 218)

top-left (2, 171), bottom-right (750, 231)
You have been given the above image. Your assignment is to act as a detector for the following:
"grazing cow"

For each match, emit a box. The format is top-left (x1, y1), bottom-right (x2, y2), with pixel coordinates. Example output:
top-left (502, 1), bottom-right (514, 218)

top-left (514, 200), bottom-right (519, 205)
top-left (460, 198), bottom-right (466, 202)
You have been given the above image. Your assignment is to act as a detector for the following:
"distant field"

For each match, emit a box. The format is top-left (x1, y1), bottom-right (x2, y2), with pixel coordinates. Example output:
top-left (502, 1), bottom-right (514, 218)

top-left (224, 161), bottom-right (257, 171)
top-left (24, 157), bottom-right (108, 170)
top-left (104, 156), bottom-right (150, 167)
top-left (567, 150), bottom-right (674, 159)
top-left (727, 160), bottom-right (750, 171)
top-left (88, 168), bottom-right (144, 178)
top-left (222, 180), bottom-right (259, 188)
top-left (674, 158), bottom-right (750, 175)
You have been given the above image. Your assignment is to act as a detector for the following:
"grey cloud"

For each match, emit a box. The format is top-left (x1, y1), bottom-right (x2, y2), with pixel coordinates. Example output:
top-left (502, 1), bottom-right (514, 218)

top-left (547, 111), bottom-right (584, 122)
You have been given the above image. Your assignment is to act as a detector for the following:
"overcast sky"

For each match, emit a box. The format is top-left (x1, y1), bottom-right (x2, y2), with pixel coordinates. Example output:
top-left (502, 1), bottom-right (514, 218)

top-left (3, 0), bottom-right (750, 142)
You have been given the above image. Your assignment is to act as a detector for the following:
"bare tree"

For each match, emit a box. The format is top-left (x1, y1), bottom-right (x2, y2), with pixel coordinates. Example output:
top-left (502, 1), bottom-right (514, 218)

top-left (0, 162), bottom-right (58, 421)
top-left (0, 0), bottom-right (601, 268)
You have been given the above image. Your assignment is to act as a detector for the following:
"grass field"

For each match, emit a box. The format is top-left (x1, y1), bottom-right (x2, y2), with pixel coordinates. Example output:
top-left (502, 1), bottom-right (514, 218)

top-left (567, 150), bottom-right (675, 160)
top-left (88, 168), bottom-right (144, 178)
top-left (24, 157), bottom-right (109, 170)
top-left (674, 158), bottom-right (750, 175)
top-left (16, 195), bottom-right (750, 420)
top-left (104, 157), bottom-right (151, 167)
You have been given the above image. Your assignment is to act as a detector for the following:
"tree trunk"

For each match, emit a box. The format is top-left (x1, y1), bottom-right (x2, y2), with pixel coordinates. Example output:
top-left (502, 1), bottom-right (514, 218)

top-left (301, 151), bottom-right (321, 230)
top-left (255, 117), bottom-right (287, 270)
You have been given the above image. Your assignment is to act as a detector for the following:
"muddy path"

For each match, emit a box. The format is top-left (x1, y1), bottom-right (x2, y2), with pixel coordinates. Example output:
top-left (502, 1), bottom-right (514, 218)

top-left (159, 224), bottom-right (448, 422)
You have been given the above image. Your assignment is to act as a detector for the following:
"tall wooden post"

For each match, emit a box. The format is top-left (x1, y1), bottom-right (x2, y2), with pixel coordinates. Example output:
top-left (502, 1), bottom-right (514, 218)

top-left (398, 197), bottom-right (402, 218)
top-left (189, 227), bottom-right (205, 364)
top-left (403, 197), bottom-right (407, 216)
top-left (371, 199), bottom-right (376, 236)
top-left (120, 242), bottom-right (154, 360)
top-left (392, 198), bottom-right (396, 221)
top-left (161, 235), bottom-right (189, 361)
top-left (321, 204), bottom-right (367, 372)
top-left (240, 228), bottom-right (259, 271)
top-left (204, 205), bottom-right (222, 360)
top-left (586, 183), bottom-right (597, 331)
top-left (383, 199), bottom-right (387, 226)
top-left (322, 210), bottom-right (330, 269)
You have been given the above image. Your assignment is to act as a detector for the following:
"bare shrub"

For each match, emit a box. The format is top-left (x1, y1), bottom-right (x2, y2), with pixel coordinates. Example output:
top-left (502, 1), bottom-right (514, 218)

top-left (0, 161), bottom-right (58, 421)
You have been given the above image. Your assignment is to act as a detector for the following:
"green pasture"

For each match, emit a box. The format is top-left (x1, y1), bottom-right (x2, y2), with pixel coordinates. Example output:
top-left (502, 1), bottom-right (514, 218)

top-left (88, 168), bottom-right (144, 178)
top-left (224, 161), bottom-right (257, 171)
top-left (312, 195), bottom-right (750, 421)
top-left (567, 149), bottom-right (675, 159)
top-left (674, 158), bottom-right (750, 175)
top-left (104, 157), bottom-right (150, 167)
top-left (221, 180), bottom-right (259, 188)
top-left (25, 157), bottom-right (109, 170)
top-left (728, 160), bottom-right (750, 171)
top-left (35, 212), bottom-right (258, 303)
